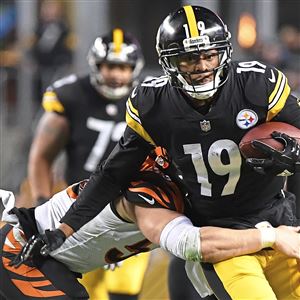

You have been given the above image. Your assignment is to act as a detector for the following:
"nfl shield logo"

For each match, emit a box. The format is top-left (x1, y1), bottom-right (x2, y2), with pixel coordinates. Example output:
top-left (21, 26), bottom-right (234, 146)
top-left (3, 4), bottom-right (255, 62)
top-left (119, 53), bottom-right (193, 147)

top-left (200, 120), bottom-right (211, 132)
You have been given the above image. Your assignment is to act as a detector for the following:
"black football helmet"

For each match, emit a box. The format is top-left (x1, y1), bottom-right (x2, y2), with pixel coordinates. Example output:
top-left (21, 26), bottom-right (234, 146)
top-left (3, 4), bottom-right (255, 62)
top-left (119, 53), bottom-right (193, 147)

top-left (87, 28), bottom-right (144, 99)
top-left (156, 5), bottom-right (232, 100)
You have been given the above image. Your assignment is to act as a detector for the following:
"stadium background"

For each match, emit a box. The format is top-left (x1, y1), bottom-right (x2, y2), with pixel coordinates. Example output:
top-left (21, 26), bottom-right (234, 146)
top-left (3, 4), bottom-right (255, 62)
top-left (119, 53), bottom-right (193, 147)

top-left (0, 0), bottom-right (299, 299)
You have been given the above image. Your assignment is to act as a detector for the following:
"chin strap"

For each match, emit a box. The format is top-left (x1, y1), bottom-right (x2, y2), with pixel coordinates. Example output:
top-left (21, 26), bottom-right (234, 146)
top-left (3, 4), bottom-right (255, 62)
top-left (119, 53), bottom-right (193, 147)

top-left (97, 84), bottom-right (131, 100)
top-left (90, 75), bottom-right (131, 100)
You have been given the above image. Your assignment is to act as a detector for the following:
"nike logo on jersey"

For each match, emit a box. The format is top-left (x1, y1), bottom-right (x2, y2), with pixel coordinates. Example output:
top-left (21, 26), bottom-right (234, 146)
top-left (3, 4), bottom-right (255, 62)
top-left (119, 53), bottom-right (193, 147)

top-left (138, 194), bottom-right (155, 205)
top-left (268, 69), bottom-right (276, 83)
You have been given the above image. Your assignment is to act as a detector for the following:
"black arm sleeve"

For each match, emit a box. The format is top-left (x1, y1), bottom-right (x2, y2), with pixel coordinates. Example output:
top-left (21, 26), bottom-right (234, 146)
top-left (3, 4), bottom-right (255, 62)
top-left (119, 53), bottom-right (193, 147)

top-left (61, 127), bottom-right (153, 231)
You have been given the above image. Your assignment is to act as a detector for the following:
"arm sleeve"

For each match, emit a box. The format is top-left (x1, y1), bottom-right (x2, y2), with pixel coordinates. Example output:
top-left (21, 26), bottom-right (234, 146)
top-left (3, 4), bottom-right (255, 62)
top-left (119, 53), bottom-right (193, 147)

top-left (60, 126), bottom-right (153, 231)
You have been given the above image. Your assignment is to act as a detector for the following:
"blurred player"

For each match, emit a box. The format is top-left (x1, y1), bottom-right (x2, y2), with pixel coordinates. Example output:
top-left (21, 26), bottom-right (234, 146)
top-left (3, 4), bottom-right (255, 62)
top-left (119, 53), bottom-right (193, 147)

top-left (27, 28), bottom-right (147, 300)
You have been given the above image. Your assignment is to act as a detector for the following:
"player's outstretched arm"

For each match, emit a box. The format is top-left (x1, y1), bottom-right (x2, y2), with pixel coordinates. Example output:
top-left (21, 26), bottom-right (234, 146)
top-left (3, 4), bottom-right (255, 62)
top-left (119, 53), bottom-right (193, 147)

top-left (132, 204), bottom-right (300, 264)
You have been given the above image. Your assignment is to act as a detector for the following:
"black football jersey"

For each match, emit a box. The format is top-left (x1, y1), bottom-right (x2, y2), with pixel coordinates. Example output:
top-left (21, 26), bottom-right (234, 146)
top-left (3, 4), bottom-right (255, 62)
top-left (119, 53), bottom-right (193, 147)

top-left (61, 61), bottom-right (300, 231)
top-left (42, 74), bottom-right (127, 184)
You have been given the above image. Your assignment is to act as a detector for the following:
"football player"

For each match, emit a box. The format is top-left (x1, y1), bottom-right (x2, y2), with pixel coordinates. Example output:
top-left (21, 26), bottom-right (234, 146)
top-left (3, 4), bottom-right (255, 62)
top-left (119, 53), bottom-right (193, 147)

top-left (27, 29), bottom-right (147, 300)
top-left (24, 6), bottom-right (300, 300)
top-left (1, 154), bottom-right (300, 299)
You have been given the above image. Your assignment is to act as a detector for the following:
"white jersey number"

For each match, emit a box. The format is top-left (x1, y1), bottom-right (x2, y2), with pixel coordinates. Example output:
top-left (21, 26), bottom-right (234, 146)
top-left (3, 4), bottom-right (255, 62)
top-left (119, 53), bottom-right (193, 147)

top-left (236, 61), bottom-right (266, 74)
top-left (183, 140), bottom-right (242, 197)
top-left (84, 118), bottom-right (126, 172)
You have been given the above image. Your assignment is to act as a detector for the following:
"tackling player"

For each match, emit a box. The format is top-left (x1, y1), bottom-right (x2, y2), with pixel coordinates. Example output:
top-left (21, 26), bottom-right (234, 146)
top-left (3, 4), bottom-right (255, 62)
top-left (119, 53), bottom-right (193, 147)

top-left (1, 152), bottom-right (300, 299)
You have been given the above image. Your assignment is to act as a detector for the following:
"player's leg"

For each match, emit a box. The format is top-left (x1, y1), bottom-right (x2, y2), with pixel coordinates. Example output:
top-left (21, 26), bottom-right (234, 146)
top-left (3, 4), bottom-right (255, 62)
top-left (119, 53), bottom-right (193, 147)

top-left (169, 255), bottom-right (214, 300)
top-left (105, 253), bottom-right (150, 300)
top-left (0, 223), bottom-right (89, 299)
top-left (265, 250), bottom-right (300, 299)
top-left (79, 268), bottom-right (109, 300)
top-left (204, 253), bottom-right (277, 300)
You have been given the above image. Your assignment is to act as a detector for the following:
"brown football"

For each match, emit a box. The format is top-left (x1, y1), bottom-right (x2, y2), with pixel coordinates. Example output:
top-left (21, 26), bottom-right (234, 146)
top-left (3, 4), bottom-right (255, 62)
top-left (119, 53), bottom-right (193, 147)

top-left (239, 122), bottom-right (300, 158)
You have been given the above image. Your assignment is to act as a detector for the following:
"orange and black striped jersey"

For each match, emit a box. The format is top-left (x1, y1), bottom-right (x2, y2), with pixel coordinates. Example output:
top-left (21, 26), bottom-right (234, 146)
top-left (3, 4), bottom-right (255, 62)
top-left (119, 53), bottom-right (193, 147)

top-left (66, 148), bottom-right (185, 213)
top-left (61, 61), bottom-right (300, 231)
top-left (42, 74), bottom-right (127, 184)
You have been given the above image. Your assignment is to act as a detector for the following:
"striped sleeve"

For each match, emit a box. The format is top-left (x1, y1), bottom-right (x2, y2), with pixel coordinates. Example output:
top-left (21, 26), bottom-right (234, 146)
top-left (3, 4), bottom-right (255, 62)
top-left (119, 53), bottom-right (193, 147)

top-left (126, 98), bottom-right (156, 146)
top-left (266, 69), bottom-right (291, 121)
top-left (42, 90), bottom-right (65, 113)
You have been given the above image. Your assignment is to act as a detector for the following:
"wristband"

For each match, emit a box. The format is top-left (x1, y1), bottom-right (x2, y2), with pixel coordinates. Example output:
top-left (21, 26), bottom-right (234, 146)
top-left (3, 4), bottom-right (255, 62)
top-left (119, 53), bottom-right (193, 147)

top-left (255, 221), bottom-right (276, 248)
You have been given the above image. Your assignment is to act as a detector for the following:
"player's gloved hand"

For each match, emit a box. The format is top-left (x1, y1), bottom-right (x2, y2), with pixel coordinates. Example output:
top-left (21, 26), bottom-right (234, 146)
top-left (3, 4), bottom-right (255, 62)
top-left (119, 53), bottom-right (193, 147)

top-left (246, 131), bottom-right (300, 176)
top-left (9, 229), bottom-right (66, 267)
top-left (103, 261), bottom-right (123, 271)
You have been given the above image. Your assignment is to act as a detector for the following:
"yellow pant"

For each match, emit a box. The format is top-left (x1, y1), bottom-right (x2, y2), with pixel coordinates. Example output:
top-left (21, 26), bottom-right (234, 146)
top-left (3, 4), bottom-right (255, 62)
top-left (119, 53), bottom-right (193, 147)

top-left (79, 253), bottom-right (150, 300)
top-left (213, 250), bottom-right (300, 300)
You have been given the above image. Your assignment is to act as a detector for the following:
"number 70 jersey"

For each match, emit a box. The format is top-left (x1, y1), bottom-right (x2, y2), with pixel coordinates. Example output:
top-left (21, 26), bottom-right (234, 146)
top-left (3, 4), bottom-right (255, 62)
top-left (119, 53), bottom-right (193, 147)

top-left (42, 74), bottom-right (127, 184)
top-left (126, 61), bottom-right (300, 226)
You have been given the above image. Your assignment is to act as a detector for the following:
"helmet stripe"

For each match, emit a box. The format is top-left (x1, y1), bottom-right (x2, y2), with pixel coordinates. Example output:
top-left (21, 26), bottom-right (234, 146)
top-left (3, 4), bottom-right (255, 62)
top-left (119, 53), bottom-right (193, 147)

top-left (183, 6), bottom-right (199, 37)
top-left (113, 28), bottom-right (123, 54)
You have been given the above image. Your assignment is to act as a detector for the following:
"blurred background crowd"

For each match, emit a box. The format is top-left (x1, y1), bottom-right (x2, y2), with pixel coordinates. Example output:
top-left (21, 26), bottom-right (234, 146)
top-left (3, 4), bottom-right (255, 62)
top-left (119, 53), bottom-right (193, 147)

top-left (0, 1), bottom-right (299, 299)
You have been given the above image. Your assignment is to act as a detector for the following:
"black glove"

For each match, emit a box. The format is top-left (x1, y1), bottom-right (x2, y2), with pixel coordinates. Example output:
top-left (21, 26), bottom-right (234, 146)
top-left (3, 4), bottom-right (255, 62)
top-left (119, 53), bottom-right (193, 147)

top-left (246, 131), bottom-right (300, 176)
top-left (10, 229), bottom-right (66, 267)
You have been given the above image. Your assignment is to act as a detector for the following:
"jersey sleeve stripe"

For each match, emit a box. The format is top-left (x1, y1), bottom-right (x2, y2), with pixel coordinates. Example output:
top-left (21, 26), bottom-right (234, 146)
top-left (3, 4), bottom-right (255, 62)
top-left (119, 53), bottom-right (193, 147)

top-left (183, 6), bottom-right (199, 37)
top-left (268, 70), bottom-right (283, 102)
top-left (268, 72), bottom-right (287, 109)
top-left (126, 99), bottom-right (141, 124)
top-left (267, 72), bottom-right (290, 121)
top-left (125, 99), bottom-right (156, 146)
top-left (42, 91), bottom-right (65, 113)
top-left (126, 111), bottom-right (156, 146)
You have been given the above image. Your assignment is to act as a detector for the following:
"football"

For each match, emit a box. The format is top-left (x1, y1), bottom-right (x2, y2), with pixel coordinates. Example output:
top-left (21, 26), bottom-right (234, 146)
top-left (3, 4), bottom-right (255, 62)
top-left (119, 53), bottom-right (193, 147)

top-left (239, 122), bottom-right (300, 158)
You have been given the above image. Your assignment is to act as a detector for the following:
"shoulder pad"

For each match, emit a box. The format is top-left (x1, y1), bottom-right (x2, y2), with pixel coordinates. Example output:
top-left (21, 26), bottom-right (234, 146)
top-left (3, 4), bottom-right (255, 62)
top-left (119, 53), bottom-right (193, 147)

top-left (234, 61), bottom-right (291, 120)
top-left (42, 74), bottom-right (79, 114)
top-left (126, 84), bottom-right (156, 146)
top-left (52, 74), bottom-right (77, 89)
top-left (125, 170), bottom-right (184, 213)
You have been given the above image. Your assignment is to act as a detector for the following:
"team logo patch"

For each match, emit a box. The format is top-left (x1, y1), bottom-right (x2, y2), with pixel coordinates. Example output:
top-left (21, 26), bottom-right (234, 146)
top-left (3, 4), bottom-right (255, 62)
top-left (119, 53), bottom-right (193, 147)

top-left (200, 120), bottom-right (211, 132)
top-left (236, 109), bottom-right (258, 129)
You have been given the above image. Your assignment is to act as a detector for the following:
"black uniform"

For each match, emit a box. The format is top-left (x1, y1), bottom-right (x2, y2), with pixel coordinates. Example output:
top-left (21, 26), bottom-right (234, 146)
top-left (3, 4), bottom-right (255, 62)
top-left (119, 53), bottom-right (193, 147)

top-left (42, 74), bottom-right (127, 184)
top-left (61, 61), bottom-right (300, 231)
